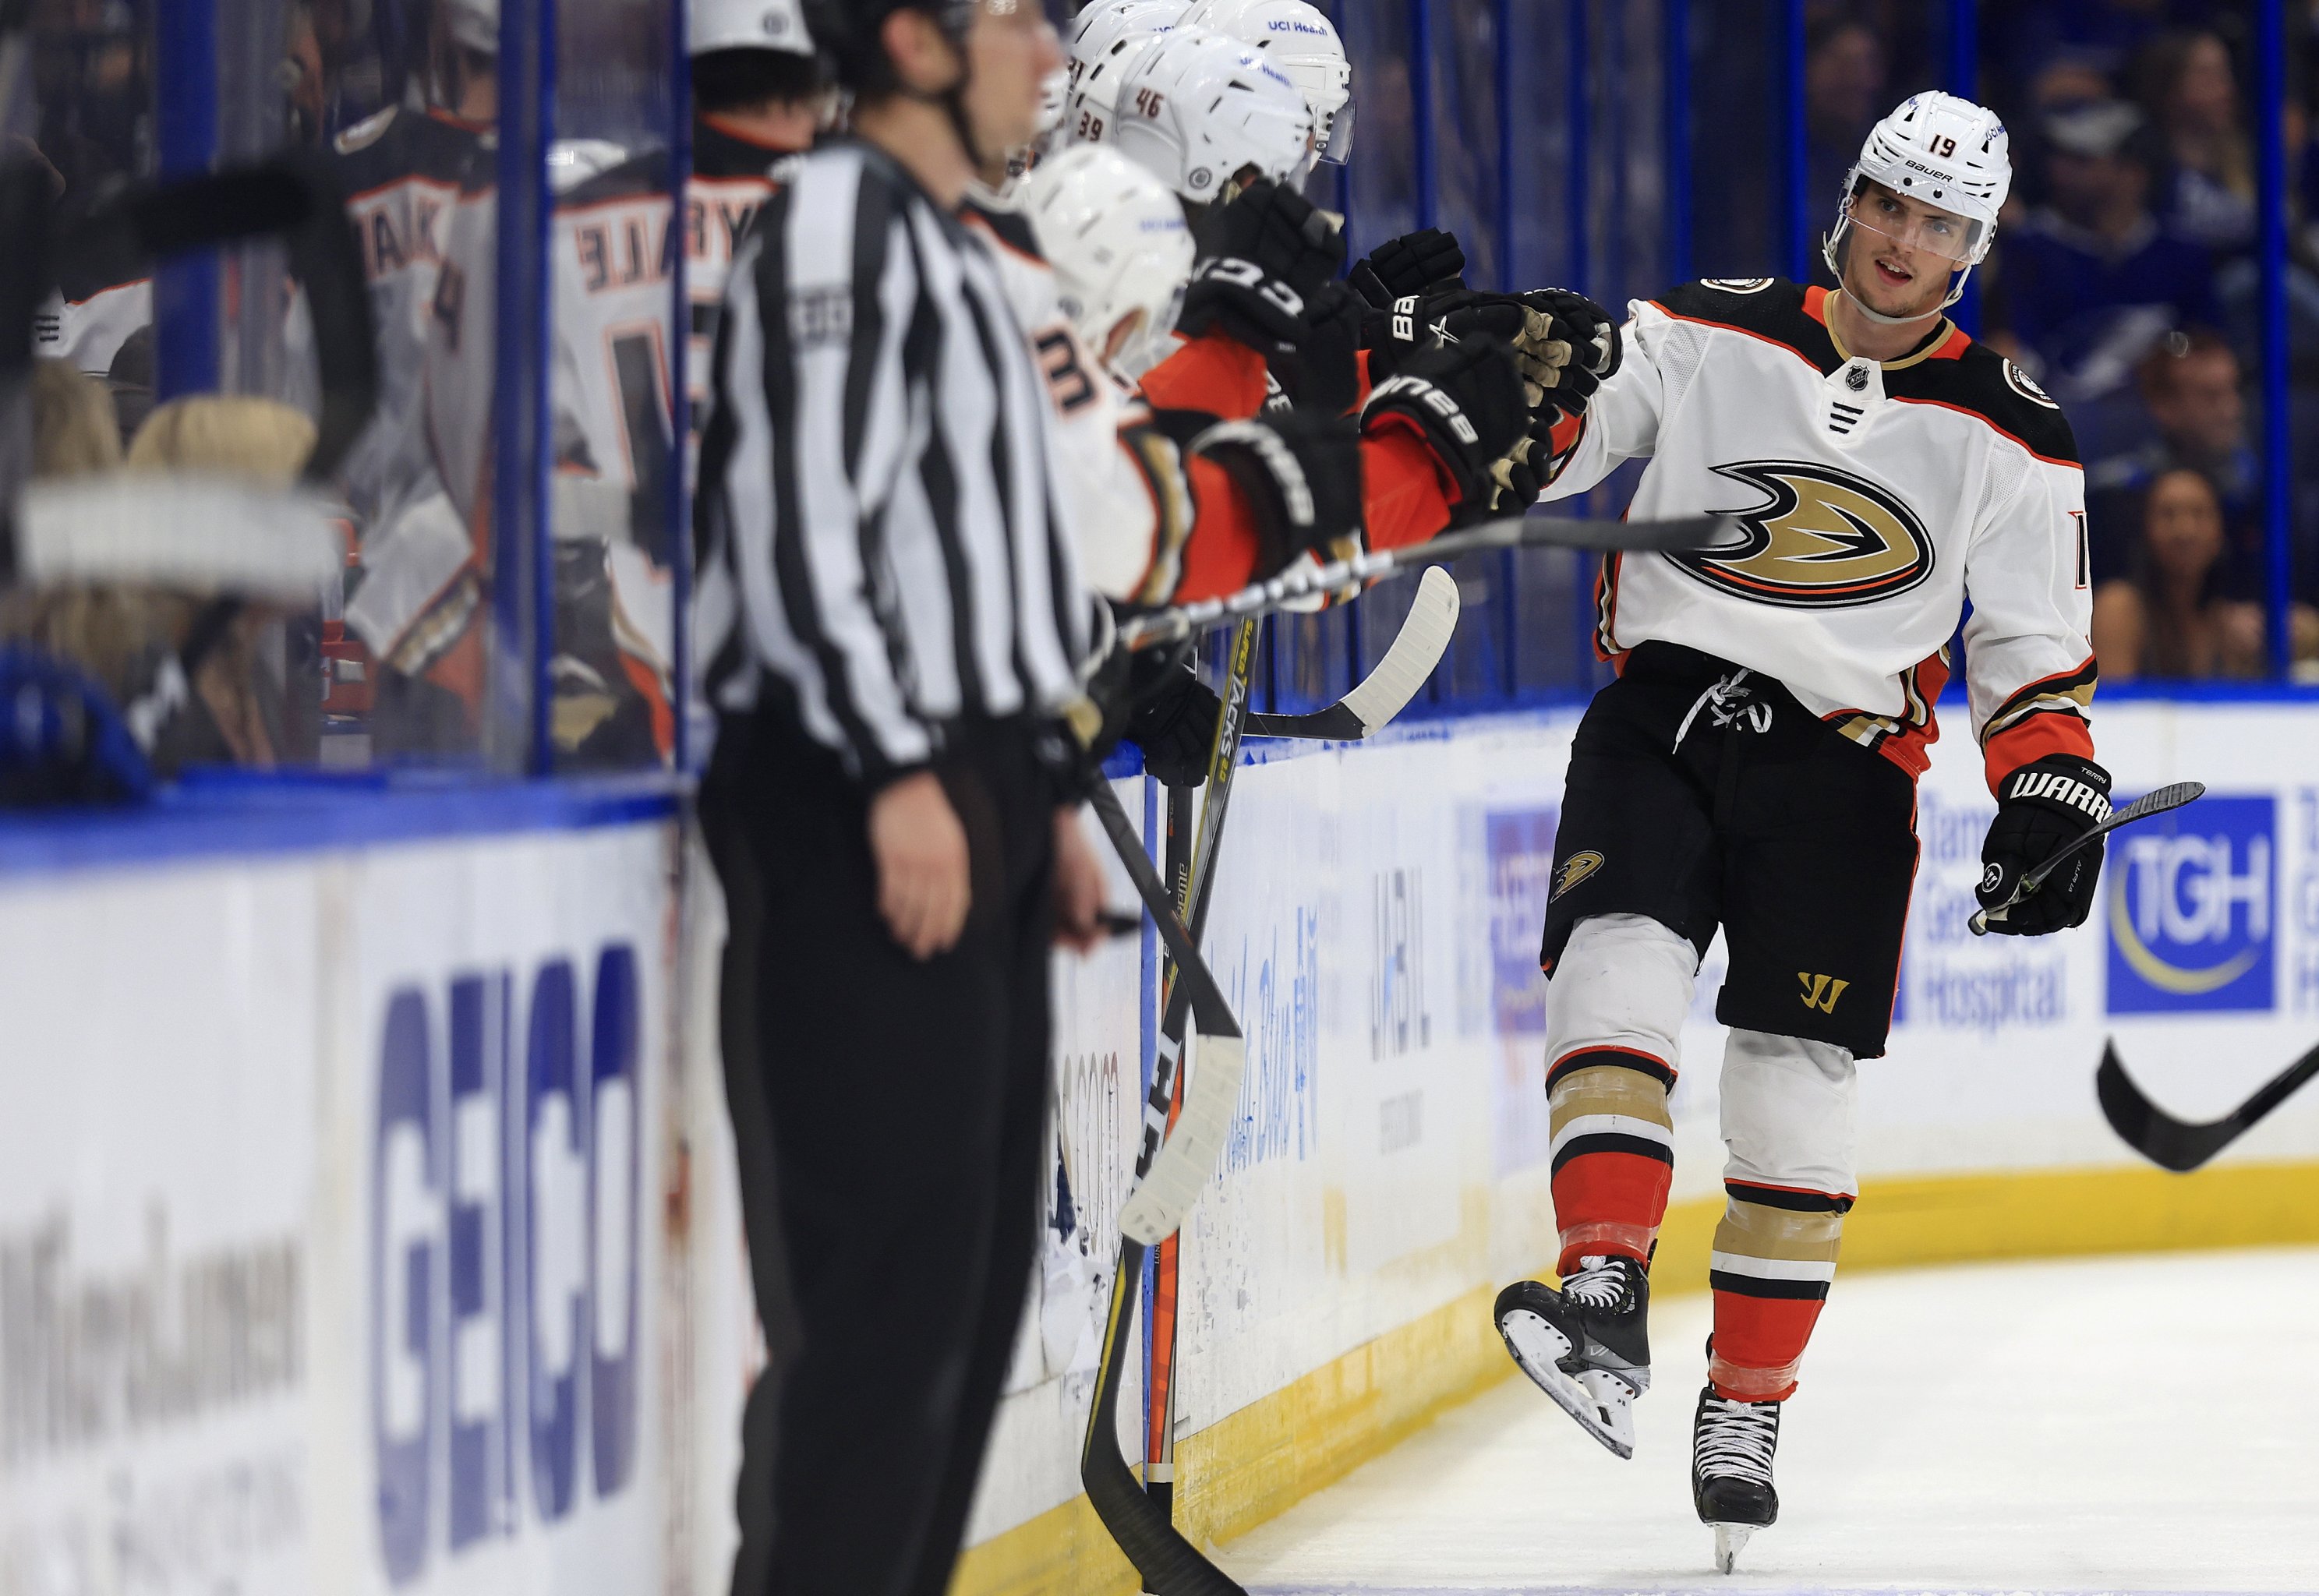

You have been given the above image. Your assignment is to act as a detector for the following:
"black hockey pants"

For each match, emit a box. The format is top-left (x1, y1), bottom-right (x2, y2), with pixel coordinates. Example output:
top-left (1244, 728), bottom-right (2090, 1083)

top-left (702, 708), bottom-right (1055, 1596)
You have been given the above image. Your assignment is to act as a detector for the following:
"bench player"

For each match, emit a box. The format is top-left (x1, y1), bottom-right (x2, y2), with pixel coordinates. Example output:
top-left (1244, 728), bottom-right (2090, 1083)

top-left (1489, 92), bottom-right (2111, 1572)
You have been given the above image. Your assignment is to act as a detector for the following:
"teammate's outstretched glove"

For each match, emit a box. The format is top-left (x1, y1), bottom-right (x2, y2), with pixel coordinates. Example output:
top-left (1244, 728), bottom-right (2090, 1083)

top-left (1189, 409), bottom-right (1365, 577)
top-left (1349, 227), bottom-right (1466, 307)
top-left (1179, 178), bottom-right (1347, 353)
top-left (1126, 648), bottom-right (1224, 789)
top-left (1977, 754), bottom-right (2112, 935)
top-left (1283, 280), bottom-right (1366, 415)
top-left (1361, 334), bottom-right (1529, 507)
top-left (1518, 288), bottom-right (1621, 391)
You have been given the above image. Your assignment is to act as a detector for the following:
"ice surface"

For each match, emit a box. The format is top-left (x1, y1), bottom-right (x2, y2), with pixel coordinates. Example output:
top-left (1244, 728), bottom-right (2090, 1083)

top-left (1221, 1248), bottom-right (2319, 1594)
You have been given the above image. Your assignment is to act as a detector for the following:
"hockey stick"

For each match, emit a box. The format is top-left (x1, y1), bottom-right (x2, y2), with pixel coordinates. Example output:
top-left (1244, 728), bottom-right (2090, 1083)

top-left (1119, 512), bottom-right (1737, 650)
top-left (1969, 781), bottom-right (2207, 936)
top-left (1078, 622), bottom-right (1260, 1596)
top-left (2095, 1037), bottom-right (2319, 1173)
top-left (1244, 565), bottom-right (1462, 741)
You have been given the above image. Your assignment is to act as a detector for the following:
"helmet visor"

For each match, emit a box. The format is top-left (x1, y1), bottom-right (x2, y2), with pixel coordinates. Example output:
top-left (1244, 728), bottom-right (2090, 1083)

top-left (1317, 94), bottom-right (1353, 164)
top-left (1845, 186), bottom-right (1985, 263)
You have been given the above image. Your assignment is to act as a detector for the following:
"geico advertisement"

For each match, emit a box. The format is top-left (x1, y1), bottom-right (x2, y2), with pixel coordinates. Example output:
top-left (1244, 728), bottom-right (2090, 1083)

top-left (333, 830), bottom-right (673, 1596)
top-left (0, 824), bottom-right (676, 1596)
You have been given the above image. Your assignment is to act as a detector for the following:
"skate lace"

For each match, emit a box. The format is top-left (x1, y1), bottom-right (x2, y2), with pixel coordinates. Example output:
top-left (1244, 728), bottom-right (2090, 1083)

top-left (1695, 1396), bottom-right (1777, 1487)
top-left (1563, 1255), bottom-right (1630, 1310)
top-left (1671, 668), bottom-right (1766, 750)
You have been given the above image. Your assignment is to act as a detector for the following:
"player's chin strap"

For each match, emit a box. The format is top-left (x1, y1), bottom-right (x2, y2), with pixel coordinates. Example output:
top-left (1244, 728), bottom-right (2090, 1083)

top-left (1820, 223), bottom-right (1975, 323)
top-left (900, 11), bottom-right (993, 183)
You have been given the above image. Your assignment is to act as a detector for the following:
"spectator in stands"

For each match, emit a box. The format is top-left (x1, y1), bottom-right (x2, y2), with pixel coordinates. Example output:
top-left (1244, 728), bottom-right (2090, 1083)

top-left (2086, 330), bottom-right (2260, 584)
top-left (1998, 99), bottom-right (2218, 402)
top-left (2092, 467), bottom-right (2268, 678)
top-left (1805, 19), bottom-right (1886, 227)
top-left (29, 355), bottom-right (121, 478)
top-left (122, 396), bottom-right (321, 768)
top-left (2135, 30), bottom-right (2254, 248)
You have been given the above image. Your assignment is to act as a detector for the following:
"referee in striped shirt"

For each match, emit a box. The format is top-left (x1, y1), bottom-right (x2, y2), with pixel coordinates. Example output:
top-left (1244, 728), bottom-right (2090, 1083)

top-left (695, 3), bottom-right (1106, 1591)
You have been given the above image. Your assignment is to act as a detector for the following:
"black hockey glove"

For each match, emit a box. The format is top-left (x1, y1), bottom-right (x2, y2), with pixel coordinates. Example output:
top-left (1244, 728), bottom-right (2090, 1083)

top-left (1349, 227), bottom-right (1466, 307)
top-left (1179, 178), bottom-right (1348, 353)
top-left (1977, 754), bottom-right (2113, 936)
top-left (1125, 648), bottom-right (1224, 789)
top-left (1360, 334), bottom-right (1529, 508)
top-left (1279, 280), bottom-right (1366, 415)
top-left (1188, 409), bottom-right (1365, 578)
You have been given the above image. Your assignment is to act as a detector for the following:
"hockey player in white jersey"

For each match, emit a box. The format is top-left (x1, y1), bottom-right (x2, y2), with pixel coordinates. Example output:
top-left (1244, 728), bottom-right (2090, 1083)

top-left (329, 0), bottom-right (498, 531)
top-left (550, 0), bottom-right (827, 538)
top-left (1060, 0), bottom-right (1188, 147)
top-left (1179, 0), bottom-right (1352, 167)
top-left (1489, 93), bottom-right (2109, 1573)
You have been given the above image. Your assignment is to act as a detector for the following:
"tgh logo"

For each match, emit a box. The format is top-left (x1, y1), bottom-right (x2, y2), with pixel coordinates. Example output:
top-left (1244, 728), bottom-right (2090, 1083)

top-left (2106, 796), bottom-right (2275, 1013)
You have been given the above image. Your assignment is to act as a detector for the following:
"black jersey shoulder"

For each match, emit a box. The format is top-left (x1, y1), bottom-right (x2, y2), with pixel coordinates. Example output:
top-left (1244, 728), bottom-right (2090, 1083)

top-left (1651, 277), bottom-right (1837, 370)
top-left (330, 107), bottom-right (484, 197)
top-left (960, 195), bottom-right (1046, 265)
top-left (1885, 339), bottom-right (2080, 465)
top-left (693, 117), bottom-right (802, 182)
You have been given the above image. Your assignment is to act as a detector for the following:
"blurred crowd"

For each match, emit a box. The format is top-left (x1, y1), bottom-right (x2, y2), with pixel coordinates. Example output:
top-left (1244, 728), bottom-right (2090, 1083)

top-left (1807, 0), bottom-right (2319, 680)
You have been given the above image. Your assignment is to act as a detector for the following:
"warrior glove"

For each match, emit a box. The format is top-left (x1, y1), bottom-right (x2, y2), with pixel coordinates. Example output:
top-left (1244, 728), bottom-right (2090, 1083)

top-left (1178, 177), bottom-right (1348, 354)
top-left (1349, 226), bottom-right (1467, 306)
top-left (1188, 410), bottom-right (1365, 579)
top-left (1361, 334), bottom-right (1529, 508)
top-left (1978, 754), bottom-right (2112, 935)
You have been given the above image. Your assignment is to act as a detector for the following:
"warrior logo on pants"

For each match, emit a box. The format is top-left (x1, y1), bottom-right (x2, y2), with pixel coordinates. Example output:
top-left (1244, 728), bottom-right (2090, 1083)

top-left (1672, 461), bottom-right (1933, 609)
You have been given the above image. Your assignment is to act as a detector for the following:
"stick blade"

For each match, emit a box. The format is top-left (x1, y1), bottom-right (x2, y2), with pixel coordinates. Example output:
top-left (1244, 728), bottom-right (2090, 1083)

top-left (1337, 565), bottom-right (1461, 735)
top-left (1118, 1036), bottom-right (1246, 1245)
top-left (2097, 1040), bottom-right (2227, 1172)
top-left (2116, 780), bottom-right (2207, 825)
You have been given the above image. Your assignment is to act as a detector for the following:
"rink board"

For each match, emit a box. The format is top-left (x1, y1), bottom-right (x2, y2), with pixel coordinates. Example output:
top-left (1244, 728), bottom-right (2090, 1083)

top-left (0, 813), bottom-right (684, 1596)
top-left (952, 697), bottom-right (2319, 1596)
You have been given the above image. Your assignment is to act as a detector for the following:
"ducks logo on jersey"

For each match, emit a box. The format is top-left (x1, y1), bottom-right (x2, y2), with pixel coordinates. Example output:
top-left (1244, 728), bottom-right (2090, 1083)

top-left (1673, 460), bottom-right (1933, 609)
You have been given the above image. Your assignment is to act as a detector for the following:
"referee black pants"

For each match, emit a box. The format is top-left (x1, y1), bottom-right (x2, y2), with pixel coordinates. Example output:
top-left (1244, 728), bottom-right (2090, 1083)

top-left (702, 711), bottom-right (1056, 1596)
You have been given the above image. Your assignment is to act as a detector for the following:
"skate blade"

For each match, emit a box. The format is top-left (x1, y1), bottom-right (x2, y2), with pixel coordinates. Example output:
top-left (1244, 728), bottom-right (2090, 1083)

top-left (1495, 1310), bottom-right (1638, 1460)
top-left (1712, 1522), bottom-right (1752, 1574)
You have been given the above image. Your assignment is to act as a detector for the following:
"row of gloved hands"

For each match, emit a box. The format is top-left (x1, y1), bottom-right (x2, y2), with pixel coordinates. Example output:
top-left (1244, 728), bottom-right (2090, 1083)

top-left (1108, 185), bottom-right (1620, 787)
top-left (1170, 179), bottom-right (1622, 561)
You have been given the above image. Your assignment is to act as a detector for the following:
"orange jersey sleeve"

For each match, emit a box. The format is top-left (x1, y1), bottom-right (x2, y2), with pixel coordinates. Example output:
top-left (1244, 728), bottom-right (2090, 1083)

top-left (1167, 425), bottom-right (1458, 602)
top-left (1137, 330), bottom-right (1273, 420)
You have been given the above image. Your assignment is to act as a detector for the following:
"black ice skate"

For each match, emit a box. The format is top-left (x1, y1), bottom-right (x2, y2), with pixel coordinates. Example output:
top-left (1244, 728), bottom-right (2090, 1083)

top-left (1692, 1386), bottom-right (1781, 1573)
top-left (1492, 1255), bottom-right (1650, 1459)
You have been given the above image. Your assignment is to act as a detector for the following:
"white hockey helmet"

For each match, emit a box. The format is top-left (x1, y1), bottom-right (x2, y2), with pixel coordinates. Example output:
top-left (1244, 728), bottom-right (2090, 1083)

top-left (1825, 90), bottom-right (2011, 311)
top-left (444, 0), bottom-right (498, 55)
top-left (1179, 0), bottom-right (1352, 164)
top-left (1027, 144), bottom-right (1195, 374)
top-left (1063, 0), bottom-right (1190, 146)
top-left (691, 0), bottom-right (814, 57)
top-left (1112, 26), bottom-right (1316, 202)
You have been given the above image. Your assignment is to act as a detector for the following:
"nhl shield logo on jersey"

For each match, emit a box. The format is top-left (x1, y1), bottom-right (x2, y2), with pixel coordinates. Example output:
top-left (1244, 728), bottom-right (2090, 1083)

top-left (1672, 460), bottom-right (1935, 609)
top-left (1699, 277), bottom-right (1776, 293)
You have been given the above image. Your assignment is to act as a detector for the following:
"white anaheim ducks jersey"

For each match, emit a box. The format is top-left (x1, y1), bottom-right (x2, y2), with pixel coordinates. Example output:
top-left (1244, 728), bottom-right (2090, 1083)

top-left (549, 119), bottom-right (793, 547)
top-left (961, 195), bottom-right (1193, 604)
top-left (1544, 278), bottom-right (2097, 789)
top-left (331, 106), bottom-right (487, 526)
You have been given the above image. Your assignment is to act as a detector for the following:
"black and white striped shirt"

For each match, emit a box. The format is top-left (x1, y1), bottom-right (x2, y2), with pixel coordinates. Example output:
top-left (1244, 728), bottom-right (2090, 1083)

top-left (695, 138), bottom-right (1092, 784)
